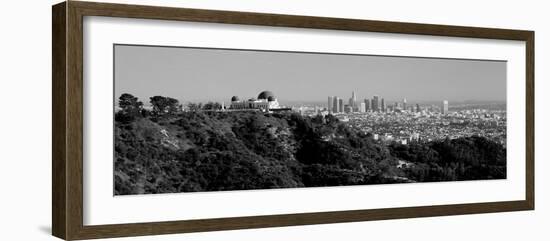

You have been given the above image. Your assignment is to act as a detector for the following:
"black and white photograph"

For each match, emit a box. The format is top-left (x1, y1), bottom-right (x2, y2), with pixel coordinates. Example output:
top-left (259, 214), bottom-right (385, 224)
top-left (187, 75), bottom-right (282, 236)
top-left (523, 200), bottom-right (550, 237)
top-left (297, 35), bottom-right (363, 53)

top-left (113, 44), bottom-right (507, 195)
top-left (1, 0), bottom-right (544, 240)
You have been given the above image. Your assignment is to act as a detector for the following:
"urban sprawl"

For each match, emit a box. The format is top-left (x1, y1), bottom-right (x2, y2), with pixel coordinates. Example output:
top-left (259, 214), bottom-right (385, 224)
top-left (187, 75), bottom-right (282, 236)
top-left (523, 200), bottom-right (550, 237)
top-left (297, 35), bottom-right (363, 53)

top-left (296, 92), bottom-right (506, 147)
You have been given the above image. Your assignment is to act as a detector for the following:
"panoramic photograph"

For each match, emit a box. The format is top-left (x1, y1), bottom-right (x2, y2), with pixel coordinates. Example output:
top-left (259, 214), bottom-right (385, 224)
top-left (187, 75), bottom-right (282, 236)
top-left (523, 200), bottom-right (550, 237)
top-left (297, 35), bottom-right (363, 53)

top-left (113, 44), bottom-right (507, 195)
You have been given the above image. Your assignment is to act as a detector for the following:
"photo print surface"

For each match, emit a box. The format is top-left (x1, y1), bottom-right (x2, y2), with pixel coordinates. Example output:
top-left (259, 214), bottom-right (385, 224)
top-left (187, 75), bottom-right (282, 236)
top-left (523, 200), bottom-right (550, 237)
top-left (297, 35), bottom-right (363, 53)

top-left (113, 44), bottom-right (507, 195)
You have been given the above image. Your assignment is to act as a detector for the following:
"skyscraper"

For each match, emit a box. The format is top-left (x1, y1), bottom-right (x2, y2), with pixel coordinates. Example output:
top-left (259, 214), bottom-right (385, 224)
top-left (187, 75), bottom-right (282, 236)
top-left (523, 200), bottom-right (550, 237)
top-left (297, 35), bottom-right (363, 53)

top-left (360, 102), bottom-right (366, 113)
top-left (381, 98), bottom-right (386, 112)
top-left (333, 96), bottom-right (339, 113)
top-left (327, 96), bottom-right (333, 113)
top-left (442, 100), bottom-right (449, 115)
top-left (351, 91), bottom-right (357, 109)
top-left (364, 99), bottom-right (371, 112)
top-left (338, 98), bottom-right (344, 113)
top-left (372, 95), bottom-right (379, 112)
top-left (403, 98), bottom-right (407, 111)
top-left (416, 103), bottom-right (421, 113)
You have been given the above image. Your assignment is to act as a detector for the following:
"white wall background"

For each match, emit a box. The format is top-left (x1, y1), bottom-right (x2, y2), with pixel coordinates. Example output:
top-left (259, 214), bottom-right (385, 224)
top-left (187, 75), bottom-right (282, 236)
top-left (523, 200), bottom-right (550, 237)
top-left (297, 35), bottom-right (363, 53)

top-left (0, 0), bottom-right (547, 240)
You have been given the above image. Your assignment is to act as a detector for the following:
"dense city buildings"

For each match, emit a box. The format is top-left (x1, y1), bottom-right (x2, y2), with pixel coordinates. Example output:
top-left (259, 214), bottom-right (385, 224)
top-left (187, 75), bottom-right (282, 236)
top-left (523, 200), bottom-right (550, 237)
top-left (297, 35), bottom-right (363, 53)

top-left (284, 92), bottom-right (504, 149)
top-left (295, 92), bottom-right (506, 148)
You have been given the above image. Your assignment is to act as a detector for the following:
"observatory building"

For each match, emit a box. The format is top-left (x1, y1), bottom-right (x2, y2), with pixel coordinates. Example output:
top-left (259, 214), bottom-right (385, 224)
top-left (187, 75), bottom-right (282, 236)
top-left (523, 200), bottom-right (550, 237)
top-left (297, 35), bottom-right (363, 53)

top-left (229, 90), bottom-right (289, 112)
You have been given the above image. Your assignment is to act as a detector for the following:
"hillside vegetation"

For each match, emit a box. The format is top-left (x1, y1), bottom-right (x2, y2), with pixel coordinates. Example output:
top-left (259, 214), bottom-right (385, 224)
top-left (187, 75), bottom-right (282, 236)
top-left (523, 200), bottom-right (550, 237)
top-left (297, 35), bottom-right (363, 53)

top-left (114, 105), bottom-right (506, 195)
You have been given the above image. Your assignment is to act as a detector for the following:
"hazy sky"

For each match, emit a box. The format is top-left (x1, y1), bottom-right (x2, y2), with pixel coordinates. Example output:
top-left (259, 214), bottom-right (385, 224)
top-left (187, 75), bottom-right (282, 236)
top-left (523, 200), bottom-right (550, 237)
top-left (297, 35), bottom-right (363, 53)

top-left (114, 44), bottom-right (506, 105)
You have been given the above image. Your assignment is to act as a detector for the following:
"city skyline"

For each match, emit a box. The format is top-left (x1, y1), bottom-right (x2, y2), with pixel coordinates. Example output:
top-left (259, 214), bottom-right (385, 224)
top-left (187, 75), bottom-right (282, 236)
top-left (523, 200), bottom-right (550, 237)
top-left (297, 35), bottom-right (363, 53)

top-left (327, 91), bottom-right (452, 114)
top-left (115, 45), bottom-right (506, 104)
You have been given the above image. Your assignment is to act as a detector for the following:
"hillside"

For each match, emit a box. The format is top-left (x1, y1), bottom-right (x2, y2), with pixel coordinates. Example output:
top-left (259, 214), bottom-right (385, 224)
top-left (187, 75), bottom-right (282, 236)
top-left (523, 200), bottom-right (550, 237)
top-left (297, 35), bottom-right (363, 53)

top-left (114, 111), bottom-right (506, 195)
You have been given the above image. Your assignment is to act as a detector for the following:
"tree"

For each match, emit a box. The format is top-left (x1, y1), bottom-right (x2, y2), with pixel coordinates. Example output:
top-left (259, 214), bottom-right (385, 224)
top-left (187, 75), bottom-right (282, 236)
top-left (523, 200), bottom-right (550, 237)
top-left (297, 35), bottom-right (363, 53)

top-left (117, 93), bottom-right (143, 121)
top-left (149, 96), bottom-right (180, 116)
top-left (186, 102), bottom-right (203, 112)
top-left (203, 102), bottom-right (222, 110)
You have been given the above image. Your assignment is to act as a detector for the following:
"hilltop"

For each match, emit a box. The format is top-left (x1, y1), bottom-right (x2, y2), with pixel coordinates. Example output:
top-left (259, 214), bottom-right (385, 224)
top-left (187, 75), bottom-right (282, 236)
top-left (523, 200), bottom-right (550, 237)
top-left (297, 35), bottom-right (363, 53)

top-left (114, 110), bottom-right (506, 195)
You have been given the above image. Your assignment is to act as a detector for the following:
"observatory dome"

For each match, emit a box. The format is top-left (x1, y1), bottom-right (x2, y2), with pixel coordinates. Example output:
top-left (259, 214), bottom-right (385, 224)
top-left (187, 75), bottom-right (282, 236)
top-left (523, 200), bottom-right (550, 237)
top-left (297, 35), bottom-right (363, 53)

top-left (257, 91), bottom-right (276, 101)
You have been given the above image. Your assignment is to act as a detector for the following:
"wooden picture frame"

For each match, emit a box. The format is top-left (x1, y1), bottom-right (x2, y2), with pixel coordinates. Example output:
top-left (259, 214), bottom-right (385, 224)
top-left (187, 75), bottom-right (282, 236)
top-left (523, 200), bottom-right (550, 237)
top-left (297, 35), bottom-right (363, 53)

top-left (52, 1), bottom-right (534, 240)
